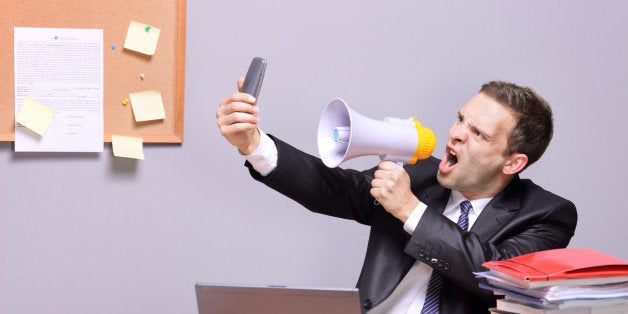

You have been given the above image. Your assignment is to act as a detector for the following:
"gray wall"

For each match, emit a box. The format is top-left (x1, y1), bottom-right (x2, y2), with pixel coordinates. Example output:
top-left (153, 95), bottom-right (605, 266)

top-left (1, 1), bottom-right (626, 313)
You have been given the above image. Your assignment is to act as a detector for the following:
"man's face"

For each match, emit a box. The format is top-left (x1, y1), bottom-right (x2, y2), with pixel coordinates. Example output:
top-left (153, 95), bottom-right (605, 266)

top-left (436, 93), bottom-right (517, 199)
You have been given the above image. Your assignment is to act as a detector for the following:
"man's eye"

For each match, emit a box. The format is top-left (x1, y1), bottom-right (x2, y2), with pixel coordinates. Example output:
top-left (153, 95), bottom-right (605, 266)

top-left (470, 127), bottom-right (482, 137)
top-left (457, 114), bottom-right (463, 122)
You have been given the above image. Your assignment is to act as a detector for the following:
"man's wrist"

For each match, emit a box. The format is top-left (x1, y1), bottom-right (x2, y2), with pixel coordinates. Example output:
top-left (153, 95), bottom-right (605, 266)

top-left (237, 129), bottom-right (261, 155)
top-left (243, 130), bottom-right (277, 176)
top-left (403, 202), bottom-right (427, 234)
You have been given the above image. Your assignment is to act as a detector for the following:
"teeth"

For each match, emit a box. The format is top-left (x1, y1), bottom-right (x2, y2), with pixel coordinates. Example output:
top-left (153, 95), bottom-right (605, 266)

top-left (447, 149), bottom-right (458, 165)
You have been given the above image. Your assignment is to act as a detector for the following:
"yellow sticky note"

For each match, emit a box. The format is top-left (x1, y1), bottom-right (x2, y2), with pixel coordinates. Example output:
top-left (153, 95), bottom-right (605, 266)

top-left (16, 97), bottom-right (55, 136)
top-left (112, 135), bottom-right (145, 160)
top-left (130, 90), bottom-right (166, 122)
top-left (123, 21), bottom-right (161, 55)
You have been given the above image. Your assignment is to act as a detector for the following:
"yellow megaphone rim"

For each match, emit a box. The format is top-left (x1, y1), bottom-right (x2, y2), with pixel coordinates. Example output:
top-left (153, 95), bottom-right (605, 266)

top-left (409, 118), bottom-right (436, 164)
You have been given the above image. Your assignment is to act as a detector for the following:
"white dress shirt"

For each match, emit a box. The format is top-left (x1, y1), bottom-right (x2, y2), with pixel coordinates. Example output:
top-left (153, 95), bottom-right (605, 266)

top-left (370, 191), bottom-right (491, 313)
top-left (244, 131), bottom-right (492, 313)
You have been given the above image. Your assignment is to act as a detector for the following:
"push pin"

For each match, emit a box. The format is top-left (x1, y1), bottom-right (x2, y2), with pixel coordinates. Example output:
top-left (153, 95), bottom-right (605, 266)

top-left (111, 44), bottom-right (116, 50)
top-left (122, 98), bottom-right (130, 106)
top-left (145, 25), bottom-right (152, 32)
top-left (139, 73), bottom-right (145, 80)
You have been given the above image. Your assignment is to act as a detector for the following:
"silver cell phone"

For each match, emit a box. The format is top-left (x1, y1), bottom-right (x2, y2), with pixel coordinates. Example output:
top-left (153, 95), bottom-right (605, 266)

top-left (241, 57), bottom-right (267, 100)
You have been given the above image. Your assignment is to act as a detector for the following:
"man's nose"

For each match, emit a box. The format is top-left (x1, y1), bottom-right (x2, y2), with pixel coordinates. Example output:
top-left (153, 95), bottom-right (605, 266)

top-left (449, 123), bottom-right (467, 144)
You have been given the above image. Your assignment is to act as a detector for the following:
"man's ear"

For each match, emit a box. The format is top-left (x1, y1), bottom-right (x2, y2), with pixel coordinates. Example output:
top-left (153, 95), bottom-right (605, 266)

top-left (503, 153), bottom-right (528, 175)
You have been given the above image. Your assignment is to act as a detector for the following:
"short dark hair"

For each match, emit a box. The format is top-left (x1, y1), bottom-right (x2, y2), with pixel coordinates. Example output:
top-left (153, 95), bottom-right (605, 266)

top-left (479, 81), bottom-right (553, 170)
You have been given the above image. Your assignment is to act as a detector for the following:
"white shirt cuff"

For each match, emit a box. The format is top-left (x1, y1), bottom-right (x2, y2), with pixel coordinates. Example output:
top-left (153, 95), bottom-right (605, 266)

top-left (243, 129), bottom-right (278, 176)
top-left (403, 202), bottom-right (428, 234)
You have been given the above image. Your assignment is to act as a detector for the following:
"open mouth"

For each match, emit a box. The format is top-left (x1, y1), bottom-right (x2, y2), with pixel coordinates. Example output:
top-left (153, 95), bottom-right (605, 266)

top-left (447, 149), bottom-right (458, 166)
top-left (439, 146), bottom-right (460, 174)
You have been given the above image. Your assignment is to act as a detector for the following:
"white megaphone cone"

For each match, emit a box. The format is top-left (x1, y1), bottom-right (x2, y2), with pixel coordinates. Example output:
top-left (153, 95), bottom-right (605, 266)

top-left (317, 98), bottom-right (436, 168)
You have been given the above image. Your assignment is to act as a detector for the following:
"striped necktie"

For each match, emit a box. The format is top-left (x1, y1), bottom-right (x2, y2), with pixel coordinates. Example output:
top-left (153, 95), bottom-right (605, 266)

top-left (420, 200), bottom-right (472, 314)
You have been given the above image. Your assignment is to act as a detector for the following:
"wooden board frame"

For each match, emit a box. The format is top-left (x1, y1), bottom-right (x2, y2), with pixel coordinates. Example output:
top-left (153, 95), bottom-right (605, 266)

top-left (0, 0), bottom-right (186, 143)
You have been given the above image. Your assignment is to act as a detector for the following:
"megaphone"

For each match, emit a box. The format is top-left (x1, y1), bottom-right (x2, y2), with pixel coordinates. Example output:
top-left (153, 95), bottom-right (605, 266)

top-left (317, 98), bottom-right (436, 168)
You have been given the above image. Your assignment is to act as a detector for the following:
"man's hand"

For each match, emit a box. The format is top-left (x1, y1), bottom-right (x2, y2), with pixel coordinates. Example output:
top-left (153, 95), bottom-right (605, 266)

top-left (216, 77), bottom-right (261, 155)
top-left (370, 161), bottom-right (419, 223)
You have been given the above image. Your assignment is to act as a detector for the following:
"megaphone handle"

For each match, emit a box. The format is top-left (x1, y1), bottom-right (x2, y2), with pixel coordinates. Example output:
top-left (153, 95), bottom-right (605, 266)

top-left (364, 163), bottom-right (403, 206)
top-left (362, 173), bottom-right (384, 206)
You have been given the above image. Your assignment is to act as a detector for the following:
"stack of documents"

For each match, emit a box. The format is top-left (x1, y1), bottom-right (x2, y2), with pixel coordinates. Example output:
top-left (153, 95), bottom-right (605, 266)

top-left (475, 248), bottom-right (628, 313)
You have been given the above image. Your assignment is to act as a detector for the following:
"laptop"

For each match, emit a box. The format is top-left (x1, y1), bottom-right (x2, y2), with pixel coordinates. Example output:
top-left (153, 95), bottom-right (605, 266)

top-left (195, 283), bottom-right (361, 314)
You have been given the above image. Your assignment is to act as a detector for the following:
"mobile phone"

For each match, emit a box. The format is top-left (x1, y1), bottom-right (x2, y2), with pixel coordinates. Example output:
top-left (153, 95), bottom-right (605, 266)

top-left (241, 57), bottom-right (267, 100)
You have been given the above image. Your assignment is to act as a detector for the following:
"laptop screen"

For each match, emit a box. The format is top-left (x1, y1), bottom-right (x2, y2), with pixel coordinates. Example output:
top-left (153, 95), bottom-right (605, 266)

top-left (195, 283), bottom-right (361, 314)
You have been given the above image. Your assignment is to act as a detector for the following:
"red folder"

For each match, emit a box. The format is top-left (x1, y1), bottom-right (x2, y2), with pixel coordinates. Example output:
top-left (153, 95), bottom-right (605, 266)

top-left (482, 248), bottom-right (628, 288)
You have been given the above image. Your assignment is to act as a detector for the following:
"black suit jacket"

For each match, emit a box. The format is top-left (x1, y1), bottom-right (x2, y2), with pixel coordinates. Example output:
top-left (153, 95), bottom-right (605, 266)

top-left (246, 136), bottom-right (578, 313)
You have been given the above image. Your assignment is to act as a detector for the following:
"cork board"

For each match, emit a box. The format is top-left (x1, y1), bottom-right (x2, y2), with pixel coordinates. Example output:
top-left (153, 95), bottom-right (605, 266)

top-left (0, 0), bottom-right (186, 143)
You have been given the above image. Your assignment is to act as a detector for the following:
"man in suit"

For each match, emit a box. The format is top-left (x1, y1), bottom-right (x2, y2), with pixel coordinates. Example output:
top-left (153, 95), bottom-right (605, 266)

top-left (216, 79), bottom-right (577, 313)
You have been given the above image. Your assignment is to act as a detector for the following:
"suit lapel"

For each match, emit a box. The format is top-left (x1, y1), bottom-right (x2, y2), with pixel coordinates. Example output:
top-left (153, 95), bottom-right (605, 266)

top-left (420, 175), bottom-right (523, 242)
top-left (421, 184), bottom-right (451, 213)
top-left (470, 176), bottom-right (522, 241)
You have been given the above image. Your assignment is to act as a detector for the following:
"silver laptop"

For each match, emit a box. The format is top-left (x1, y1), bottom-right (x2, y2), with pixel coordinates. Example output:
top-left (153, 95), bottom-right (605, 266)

top-left (195, 283), bottom-right (361, 314)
